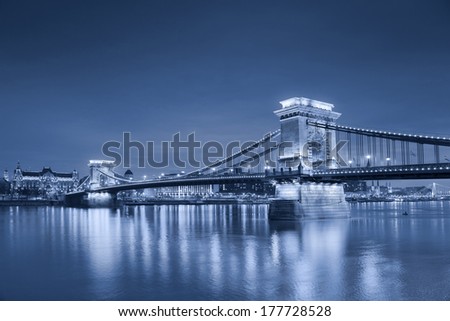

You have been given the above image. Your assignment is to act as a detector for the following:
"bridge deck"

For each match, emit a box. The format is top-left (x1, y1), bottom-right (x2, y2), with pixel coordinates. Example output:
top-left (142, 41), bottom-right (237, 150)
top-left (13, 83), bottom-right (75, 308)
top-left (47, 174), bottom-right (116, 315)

top-left (311, 163), bottom-right (450, 181)
top-left (67, 174), bottom-right (266, 195)
top-left (67, 163), bottom-right (450, 196)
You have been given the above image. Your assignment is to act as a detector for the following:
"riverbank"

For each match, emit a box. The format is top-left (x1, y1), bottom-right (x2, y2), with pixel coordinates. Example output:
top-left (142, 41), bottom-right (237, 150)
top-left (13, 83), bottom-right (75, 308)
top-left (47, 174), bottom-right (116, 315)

top-left (0, 199), bottom-right (64, 206)
top-left (123, 198), bottom-right (270, 206)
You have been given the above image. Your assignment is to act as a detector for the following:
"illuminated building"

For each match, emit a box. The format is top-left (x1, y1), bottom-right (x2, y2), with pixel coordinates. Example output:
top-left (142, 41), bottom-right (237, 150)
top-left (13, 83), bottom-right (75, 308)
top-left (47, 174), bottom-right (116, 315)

top-left (12, 162), bottom-right (79, 198)
top-left (0, 170), bottom-right (10, 195)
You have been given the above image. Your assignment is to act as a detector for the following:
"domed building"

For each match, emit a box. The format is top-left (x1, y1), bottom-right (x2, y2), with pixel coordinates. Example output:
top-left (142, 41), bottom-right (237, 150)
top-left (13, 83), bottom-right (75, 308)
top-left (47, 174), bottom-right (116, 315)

top-left (124, 169), bottom-right (134, 180)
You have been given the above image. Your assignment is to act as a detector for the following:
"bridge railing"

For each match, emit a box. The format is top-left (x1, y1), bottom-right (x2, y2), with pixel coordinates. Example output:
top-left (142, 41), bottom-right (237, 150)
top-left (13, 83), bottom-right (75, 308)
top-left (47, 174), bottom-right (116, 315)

top-left (311, 162), bottom-right (450, 180)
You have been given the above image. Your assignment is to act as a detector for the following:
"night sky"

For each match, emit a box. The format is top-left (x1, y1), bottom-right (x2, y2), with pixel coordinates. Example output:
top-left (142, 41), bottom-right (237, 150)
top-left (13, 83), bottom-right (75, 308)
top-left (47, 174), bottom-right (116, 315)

top-left (1, 0), bottom-right (450, 179)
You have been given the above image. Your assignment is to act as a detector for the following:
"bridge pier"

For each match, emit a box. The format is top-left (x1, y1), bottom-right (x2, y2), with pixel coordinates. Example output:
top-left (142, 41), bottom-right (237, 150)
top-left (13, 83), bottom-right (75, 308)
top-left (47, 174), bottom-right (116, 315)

top-left (65, 191), bottom-right (119, 208)
top-left (269, 182), bottom-right (350, 220)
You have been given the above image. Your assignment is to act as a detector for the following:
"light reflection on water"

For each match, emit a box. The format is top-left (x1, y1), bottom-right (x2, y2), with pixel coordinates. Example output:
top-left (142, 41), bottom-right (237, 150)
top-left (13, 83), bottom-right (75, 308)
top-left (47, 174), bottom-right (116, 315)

top-left (1, 202), bottom-right (450, 300)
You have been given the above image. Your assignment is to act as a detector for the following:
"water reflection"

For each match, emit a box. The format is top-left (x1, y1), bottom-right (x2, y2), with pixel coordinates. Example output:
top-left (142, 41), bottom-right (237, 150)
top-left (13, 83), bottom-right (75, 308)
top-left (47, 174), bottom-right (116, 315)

top-left (1, 202), bottom-right (450, 300)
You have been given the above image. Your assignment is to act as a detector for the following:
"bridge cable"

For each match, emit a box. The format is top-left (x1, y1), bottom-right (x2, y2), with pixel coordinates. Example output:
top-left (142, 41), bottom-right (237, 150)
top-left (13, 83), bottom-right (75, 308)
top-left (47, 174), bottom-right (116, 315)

top-left (185, 129), bottom-right (280, 177)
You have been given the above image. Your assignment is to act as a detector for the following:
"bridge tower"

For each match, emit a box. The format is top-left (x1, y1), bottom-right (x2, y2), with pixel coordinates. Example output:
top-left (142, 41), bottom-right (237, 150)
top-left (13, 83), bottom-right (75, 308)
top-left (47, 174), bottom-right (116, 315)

top-left (88, 160), bottom-right (116, 189)
top-left (274, 97), bottom-right (341, 170)
top-left (270, 97), bottom-right (349, 220)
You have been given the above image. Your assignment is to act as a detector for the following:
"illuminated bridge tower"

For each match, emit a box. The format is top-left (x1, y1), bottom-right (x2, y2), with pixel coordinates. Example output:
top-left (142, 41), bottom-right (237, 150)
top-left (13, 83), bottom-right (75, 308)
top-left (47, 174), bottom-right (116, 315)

top-left (88, 160), bottom-right (116, 190)
top-left (274, 97), bottom-right (341, 171)
top-left (270, 97), bottom-right (349, 220)
top-left (65, 160), bottom-right (119, 208)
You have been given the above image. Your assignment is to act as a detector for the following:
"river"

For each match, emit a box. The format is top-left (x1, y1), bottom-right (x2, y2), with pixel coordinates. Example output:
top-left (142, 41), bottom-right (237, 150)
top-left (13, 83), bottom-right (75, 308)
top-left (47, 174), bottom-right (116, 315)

top-left (1, 202), bottom-right (449, 300)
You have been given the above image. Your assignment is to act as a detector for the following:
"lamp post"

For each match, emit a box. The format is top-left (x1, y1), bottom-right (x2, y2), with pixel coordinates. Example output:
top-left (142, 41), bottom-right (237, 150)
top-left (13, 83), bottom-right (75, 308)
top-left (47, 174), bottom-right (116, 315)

top-left (386, 157), bottom-right (391, 166)
top-left (366, 155), bottom-right (371, 167)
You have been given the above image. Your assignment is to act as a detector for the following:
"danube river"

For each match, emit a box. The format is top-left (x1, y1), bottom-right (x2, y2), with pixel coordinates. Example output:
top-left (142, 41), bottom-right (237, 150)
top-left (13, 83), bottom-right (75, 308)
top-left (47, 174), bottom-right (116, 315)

top-left (1, 202), bottom-right (450, 300)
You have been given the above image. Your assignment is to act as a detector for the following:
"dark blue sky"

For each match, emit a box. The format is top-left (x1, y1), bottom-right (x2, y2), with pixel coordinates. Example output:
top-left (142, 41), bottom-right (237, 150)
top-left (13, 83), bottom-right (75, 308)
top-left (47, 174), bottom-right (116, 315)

top-left (1, 0), bottom-right (450, 177)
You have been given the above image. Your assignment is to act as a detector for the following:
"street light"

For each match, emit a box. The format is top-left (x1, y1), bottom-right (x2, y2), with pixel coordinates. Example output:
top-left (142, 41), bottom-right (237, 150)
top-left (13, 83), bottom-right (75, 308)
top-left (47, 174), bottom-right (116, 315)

top-left (349, 160), bottom-right (353, 168)
top-left (386, 157), bottom-right (391, 166)
top-left (366, 155), bottom-right (371, 167)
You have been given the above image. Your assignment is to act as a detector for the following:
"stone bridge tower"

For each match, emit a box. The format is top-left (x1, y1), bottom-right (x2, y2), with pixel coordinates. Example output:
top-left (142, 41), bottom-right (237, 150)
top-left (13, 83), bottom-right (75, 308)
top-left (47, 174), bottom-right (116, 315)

top-left (88, 160), bottom-right (116, 189)
top-left (273, 97), bottom-right (341, 170)
top-left (269, 97), bottom-right (349, 220)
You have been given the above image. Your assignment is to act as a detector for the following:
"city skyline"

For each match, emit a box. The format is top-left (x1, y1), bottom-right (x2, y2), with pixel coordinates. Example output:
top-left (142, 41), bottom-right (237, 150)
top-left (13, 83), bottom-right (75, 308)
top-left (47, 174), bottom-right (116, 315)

top-left (1, 0), bottom-right (450, 178)
top-left (3, 1), bottom-right (450, 305)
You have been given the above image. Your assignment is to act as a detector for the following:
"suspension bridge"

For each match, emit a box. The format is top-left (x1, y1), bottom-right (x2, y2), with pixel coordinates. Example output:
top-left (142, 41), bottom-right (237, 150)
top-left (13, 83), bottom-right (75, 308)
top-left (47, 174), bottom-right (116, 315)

top-left (65, 96), bottom-right (450, 219)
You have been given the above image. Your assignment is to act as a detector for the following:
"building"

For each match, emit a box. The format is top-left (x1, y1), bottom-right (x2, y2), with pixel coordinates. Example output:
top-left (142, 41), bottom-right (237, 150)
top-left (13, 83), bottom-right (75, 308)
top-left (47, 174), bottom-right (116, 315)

top-left (124, 169), bottom-right (134, 180)
top-left (12, 162), bottom-right (79, 198)
top-left (0, 170), bottom-right (10, 196)
top-left (343, 181), bottom-right (368, 193)
top-left (119, 169), bottom-right (135, 199)
top-left (155, 185), bottom-right (217, 198)
top-left (219, 181), bottom-right (275, 195)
